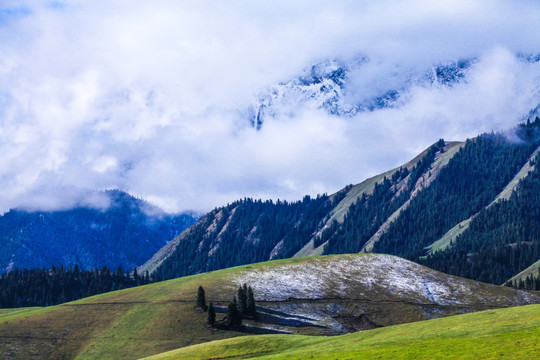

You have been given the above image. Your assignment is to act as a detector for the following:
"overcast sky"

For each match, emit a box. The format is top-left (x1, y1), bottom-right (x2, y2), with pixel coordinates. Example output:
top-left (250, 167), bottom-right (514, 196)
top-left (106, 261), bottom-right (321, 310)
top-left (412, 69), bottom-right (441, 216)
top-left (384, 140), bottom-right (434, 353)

top-left (1, 0), bottom-right (540, 214)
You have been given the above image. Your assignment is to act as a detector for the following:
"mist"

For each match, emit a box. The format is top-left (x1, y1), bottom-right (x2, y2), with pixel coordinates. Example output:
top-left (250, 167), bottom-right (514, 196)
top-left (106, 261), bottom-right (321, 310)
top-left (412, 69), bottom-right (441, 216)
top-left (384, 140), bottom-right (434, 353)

top-left (1, 0), bottom-right (540, 213)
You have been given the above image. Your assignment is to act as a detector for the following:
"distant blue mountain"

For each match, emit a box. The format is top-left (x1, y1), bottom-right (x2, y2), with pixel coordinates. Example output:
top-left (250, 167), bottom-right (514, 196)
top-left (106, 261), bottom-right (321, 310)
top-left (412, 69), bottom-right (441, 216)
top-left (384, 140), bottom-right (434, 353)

top-left (0, 190), bottom-right (196, 273)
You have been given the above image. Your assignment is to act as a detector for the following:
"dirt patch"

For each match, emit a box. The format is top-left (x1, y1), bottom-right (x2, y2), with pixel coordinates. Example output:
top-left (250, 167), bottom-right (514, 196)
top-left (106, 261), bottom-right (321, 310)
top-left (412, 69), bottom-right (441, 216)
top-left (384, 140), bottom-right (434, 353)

top-left (334, 313), bottom-right (381, 332)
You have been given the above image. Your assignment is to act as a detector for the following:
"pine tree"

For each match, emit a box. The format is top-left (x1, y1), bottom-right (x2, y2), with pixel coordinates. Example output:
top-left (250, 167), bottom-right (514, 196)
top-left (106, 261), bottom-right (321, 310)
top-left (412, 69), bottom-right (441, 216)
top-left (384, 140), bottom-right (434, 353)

top-left (196, 286), bottom-right (207, 310)
top-left (237, 285), bottom-right (247, 315)
top-left (207, 303), bottom-right (216, 326)
top-left (246, 286), bottom-right (257, 320)
top-left (227, 300), bottom-right (242, 328)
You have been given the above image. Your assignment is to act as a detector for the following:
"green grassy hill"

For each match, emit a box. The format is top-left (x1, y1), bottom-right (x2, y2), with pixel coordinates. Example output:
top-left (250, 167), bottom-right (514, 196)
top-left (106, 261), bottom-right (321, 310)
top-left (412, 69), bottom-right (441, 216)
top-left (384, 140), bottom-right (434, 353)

top-left (143, 303), bottom-right (540, 360)
top-left (0, 254), bottom-right (538, 360)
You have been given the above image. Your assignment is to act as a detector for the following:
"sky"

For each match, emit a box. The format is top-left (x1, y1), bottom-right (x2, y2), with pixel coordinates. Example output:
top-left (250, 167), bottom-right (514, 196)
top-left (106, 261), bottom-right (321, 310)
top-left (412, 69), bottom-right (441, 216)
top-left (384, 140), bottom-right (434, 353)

top-left (1, 0), bottom-right (540, 214)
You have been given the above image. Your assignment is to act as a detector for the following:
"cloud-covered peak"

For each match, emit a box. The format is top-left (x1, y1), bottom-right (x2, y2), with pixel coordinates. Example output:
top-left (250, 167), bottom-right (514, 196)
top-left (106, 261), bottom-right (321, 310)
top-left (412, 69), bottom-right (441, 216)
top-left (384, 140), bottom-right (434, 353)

top-left (1, 1), bottom-right (540, 213)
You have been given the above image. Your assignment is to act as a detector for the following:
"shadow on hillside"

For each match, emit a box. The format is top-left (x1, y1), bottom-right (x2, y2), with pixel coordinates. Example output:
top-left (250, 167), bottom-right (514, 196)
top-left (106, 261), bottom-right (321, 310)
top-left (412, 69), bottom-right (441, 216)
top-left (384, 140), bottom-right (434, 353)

top-left (213, 305), bottom-right (324, 328)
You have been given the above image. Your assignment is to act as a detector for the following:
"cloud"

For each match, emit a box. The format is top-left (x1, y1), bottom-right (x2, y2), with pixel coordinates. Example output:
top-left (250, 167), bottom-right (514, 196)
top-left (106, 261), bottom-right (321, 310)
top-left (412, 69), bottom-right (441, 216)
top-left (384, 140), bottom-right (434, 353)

top-left (0, 0), bottom-right (540, 213)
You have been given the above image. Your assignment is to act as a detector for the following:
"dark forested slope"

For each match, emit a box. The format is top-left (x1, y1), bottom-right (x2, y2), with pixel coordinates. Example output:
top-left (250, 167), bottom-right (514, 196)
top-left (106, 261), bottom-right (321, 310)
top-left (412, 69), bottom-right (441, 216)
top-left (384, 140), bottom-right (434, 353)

top-left (151, 194), bottom-right (339, 280)
top-left (143, 120), bottom-right (540, 286)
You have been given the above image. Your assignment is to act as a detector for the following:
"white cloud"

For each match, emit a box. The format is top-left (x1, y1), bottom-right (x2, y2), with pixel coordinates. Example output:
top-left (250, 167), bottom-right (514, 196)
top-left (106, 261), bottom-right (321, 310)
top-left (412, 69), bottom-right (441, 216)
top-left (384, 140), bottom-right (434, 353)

top-left (1, 0), bottom-right (540, 213)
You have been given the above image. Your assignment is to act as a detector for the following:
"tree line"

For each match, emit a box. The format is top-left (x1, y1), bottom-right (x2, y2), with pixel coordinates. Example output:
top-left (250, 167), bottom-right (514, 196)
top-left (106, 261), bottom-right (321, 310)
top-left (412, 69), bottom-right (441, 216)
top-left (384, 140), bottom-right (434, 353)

top-left (0, 265), bottom-right (151, 308)
top-left (322, 139), bottom-right (445, 254)
top-left (505, 270), bottom-right (540, 291)
top-left (422, 140), bottom-right (540, 285)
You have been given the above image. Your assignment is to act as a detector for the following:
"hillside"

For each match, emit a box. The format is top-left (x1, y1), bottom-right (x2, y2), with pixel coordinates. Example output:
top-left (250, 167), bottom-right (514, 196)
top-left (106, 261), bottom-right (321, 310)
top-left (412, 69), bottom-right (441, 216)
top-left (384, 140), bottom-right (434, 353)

top-left (140, 139), bottom-right (454, 279)
top-left (0, 190), bottom-right (196, 273)
top-left (144, 303), bottom-right (540, 360)
top-left (0, 254), bottom-right (537, 360)
top-left (141, 120), bottom-right (540, 286)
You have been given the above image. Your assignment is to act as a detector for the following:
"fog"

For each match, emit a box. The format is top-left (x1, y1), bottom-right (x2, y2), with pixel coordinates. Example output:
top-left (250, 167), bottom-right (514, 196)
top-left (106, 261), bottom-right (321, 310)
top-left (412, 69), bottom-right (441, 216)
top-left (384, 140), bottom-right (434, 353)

top-left (1, 0), bottom-right (540, 213)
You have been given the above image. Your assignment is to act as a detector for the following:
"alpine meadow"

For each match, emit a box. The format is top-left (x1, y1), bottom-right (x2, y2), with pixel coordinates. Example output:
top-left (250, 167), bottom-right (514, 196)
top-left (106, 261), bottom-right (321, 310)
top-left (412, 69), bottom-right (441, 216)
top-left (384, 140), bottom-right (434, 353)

top-left (1, 1), bottom-right (540, 359)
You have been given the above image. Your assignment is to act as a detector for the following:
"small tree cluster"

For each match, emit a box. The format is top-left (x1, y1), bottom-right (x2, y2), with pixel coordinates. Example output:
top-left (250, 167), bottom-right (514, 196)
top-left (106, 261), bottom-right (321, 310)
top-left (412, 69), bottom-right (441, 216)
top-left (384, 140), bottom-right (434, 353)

top-left (236, 284), bottom-right (258, 318)
top-left (196, 284), bottom-right (258, 329)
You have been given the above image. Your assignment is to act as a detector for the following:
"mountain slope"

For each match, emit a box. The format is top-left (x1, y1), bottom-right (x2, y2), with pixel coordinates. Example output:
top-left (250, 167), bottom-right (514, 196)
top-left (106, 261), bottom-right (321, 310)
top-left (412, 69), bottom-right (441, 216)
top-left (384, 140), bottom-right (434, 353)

top-left (142, 121), bottom-right (540, 286)
top-left (0, 190), bottom-right (196, 273)
top-left (141, 194), bottom-right (341, 279)
top-left (144, 303), bottom-right (540, 360)
top-left (424, 143), bottom-right (540, 256)
top-left (0, 254), bottom-right (537, 360)
top-left (508, 260), bottom-right (540, 285)
top-left (141, 140), bottom-right (450, 279)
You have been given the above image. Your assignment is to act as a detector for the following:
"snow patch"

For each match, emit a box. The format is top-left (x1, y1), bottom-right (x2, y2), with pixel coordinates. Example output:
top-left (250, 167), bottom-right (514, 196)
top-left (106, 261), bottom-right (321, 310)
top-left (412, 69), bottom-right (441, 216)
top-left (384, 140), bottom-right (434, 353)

top-left (232, 255), bottom-right (491, 305)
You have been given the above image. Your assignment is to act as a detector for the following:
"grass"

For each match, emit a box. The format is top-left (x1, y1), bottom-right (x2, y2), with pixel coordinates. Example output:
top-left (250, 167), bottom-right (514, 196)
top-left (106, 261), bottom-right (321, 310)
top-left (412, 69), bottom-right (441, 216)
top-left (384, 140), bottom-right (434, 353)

top-left (143, 303), bottom-right (540, 360)
top-left (0, 253), bottom-right (536, 359)
top-left (492, 145), bottom-right (539, 203)
top-left (0, 267), bottom-right (248, 360)
top-left (292, 239), bottom-right (325, 258)
top-left (425, 217), bottom-right (474, 255)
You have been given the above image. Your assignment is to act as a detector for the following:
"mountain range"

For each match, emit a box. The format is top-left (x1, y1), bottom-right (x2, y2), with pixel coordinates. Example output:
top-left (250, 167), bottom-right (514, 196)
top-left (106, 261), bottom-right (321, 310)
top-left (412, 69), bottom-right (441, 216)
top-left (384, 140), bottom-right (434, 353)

top-left (0, 190), bottom-right (196, 274)
top-left (140, 120), bottom-right (540, 287)
top-left (246, 54), bottom-right (540, 130)
top-left (2, 86), bottom-right (540, 360)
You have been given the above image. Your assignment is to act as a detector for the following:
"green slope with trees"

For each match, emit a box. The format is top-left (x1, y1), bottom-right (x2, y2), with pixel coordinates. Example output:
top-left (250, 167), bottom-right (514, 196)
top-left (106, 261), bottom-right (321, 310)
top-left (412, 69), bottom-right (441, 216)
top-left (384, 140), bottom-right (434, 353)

top-left (1, 254), bottom-right (537, 360)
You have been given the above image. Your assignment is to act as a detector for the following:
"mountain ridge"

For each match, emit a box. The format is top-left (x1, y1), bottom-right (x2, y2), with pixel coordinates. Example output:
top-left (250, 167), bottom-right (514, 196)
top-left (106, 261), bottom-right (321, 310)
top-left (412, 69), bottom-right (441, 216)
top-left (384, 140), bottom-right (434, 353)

top-left (142, 120), bottom-right (540, 287)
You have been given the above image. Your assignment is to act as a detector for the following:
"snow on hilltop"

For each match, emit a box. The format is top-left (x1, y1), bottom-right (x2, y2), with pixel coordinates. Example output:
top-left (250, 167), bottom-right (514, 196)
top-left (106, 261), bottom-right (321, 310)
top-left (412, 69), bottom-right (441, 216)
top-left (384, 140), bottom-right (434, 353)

top-left (230, 254), bottom-right (538, 306)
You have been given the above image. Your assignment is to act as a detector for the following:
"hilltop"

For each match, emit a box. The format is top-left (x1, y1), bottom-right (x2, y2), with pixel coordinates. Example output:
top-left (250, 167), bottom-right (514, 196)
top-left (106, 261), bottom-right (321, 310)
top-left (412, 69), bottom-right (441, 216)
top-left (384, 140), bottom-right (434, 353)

top-left (0, 254), bottom-right (537, 359)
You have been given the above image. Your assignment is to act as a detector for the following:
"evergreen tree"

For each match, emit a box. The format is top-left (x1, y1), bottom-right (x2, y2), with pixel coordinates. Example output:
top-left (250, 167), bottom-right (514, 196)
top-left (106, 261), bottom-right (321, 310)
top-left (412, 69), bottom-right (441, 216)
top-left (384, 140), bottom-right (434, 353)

top-left (246, 286), bottom-right (257, 320)
top-left (0, 264), bottom-right (149, 308)
top-left (196, 286), bottom-right (207, 310)
top-left (207, 303), bottom-right (216, 326)
top-left (237, 285), bottom-right (247, 315)
top-left (227, 300), bottom-right (242, 328)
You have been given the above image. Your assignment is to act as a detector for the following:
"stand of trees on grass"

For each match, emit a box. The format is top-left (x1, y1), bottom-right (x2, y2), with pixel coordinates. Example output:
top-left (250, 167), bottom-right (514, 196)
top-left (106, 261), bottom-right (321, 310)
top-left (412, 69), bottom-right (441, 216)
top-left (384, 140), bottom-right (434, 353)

top-left (196, 284), bottom-right (258, 329)
top-left (0, 265), bottom-right (151, 308)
